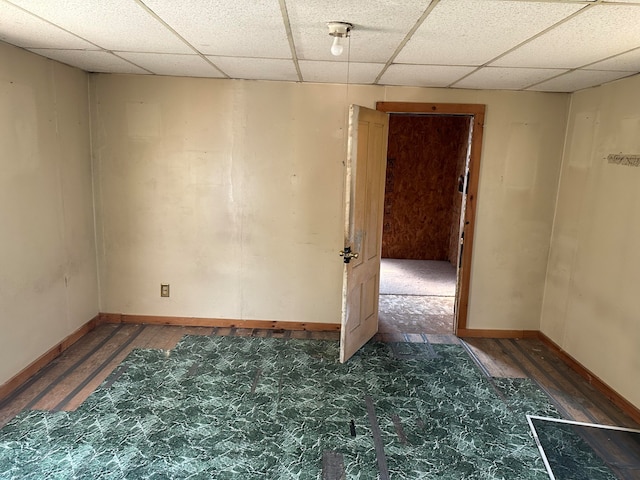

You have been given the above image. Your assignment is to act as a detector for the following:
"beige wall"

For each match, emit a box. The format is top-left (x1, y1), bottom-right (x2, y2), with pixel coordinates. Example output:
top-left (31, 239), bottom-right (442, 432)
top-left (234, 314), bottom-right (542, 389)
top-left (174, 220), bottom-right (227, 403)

top-left (0, 43), bottom-right (98, 386)
top-left (91, 75), bottom-right (569, 331)
top-left (3, 39), bottom-right (636, 411)
top-left (91, 77), bottom-right (349, 322)
top-left (541, 74), bottom-right (640, 409)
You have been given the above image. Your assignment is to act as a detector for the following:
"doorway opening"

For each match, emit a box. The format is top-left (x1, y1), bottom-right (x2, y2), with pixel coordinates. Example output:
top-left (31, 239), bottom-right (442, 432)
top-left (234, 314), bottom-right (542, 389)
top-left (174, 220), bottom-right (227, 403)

top-left (376, 102), bottom-right (485, 337)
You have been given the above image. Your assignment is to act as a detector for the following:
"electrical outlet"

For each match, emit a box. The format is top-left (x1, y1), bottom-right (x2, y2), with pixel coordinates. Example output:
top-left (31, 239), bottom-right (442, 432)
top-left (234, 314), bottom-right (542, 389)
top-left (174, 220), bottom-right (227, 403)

top-left (160, 284), bottom-right (170, 297)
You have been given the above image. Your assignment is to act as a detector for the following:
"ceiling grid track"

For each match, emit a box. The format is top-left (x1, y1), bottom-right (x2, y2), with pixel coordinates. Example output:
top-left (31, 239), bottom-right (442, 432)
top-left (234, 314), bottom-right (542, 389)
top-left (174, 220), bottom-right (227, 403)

top-left (134, 0), bottom-right (230, 78)
top-left (279, 0), bottom-right (303, 82)
top-left (448, 3), bottom-right (596, 89)
top-left (373, 0), bottom-right (442, 85)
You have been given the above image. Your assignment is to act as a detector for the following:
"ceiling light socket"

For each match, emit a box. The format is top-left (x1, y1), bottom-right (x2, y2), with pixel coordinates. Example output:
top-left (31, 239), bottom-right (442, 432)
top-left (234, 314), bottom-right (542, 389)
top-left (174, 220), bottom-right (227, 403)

top-left (328, 21), bottom-right (353, 57)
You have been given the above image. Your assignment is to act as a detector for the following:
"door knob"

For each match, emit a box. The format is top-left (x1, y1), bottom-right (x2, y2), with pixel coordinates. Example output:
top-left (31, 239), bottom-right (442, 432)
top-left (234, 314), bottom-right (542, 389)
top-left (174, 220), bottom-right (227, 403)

top-left (340, 247), bottom-right (359, 264)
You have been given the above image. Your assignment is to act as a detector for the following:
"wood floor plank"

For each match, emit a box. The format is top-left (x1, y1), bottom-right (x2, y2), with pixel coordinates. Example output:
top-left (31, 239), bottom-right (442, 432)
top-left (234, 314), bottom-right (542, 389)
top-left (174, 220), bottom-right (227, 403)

top-left (181, 326), bottom-right (213, 337)
top-left (61, 325), bottom-right (152, 411)
top-left (215, 327), bottom-right (232, 337)
top-left (497, 339), bottom-right (598, 423)
top-left (290, 330), bottom-right (309, 339)
top-left (508, 339), bottom-right (616, 424)
top-left (35, 325), bottom-right (146, 411)
top-left (236, 328), bottom-right (255, 337)
top-left (0, 325), bottom-right (124, 427)
top-left (517, 340), bottom-right (640, 429)
top-left (425, 334), bottom-right (459, 345)
top-left (143, 325), bottom-right (179, 350)
top-left (462, 338), bottom-right (527, 378)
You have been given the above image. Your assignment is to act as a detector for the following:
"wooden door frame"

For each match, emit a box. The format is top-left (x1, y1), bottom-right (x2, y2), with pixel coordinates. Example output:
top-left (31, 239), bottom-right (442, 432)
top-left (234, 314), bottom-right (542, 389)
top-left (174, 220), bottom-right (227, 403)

top-left (376, 102), bottom-right (485, 334)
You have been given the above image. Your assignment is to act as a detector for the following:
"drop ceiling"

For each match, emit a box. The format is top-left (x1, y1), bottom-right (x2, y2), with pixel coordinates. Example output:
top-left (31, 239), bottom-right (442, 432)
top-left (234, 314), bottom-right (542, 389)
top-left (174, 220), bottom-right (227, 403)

top-left (1, 0), bottom-right (640, 92)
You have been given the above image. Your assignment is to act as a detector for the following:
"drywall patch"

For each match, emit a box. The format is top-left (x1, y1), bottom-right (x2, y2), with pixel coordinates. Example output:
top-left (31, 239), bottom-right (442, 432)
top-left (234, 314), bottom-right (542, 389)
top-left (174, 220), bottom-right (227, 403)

top-left (607, 154), bottom-right (640, 166)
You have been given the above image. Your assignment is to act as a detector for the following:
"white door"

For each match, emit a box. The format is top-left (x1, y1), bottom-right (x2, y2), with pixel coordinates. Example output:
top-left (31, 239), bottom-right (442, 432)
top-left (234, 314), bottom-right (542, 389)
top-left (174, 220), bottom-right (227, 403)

top-left (340, 105), bottom-right (389, 363)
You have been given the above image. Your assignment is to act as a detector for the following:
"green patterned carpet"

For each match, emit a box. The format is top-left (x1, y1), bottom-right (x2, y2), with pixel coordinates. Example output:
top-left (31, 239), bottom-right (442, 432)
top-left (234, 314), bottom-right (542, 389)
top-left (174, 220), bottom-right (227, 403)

top-left (0, 336), bottom-right (564, 479)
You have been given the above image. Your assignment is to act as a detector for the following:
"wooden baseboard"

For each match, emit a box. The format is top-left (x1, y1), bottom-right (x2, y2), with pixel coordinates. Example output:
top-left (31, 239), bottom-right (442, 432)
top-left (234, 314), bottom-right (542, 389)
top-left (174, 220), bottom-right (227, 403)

top-left (537, 332), bottom-right (640, 425)
top-left (0, 315), bottom-right (101, 402)
top-left (457, 328), bottom-right (539, 339)
top-left (99, 313), bottom-right (341, 332)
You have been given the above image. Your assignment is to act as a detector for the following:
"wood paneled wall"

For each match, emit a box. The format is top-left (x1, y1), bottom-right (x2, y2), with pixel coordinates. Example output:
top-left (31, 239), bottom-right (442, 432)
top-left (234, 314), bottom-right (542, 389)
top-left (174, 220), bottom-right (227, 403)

top-left (382, 115), bottom-right (471, 261)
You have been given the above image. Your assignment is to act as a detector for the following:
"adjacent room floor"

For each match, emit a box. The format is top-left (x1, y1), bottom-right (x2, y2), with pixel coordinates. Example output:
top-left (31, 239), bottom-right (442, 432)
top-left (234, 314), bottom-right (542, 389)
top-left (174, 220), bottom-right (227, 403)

top-left (379, 258), bottom-right (456, 335)
top-left (0, 323), bottom-right (638, 479)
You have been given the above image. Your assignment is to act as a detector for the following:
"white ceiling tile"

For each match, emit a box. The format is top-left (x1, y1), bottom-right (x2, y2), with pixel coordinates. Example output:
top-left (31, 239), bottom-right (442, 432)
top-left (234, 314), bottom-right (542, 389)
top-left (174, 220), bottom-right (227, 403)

top-left (206, 57), bottom-right (298, 82)
top-left (453, 67), bottom-right (569, 90)
top-left (588, 48), bottom-right (640, 72)
top-left (7, 0), bottom-right (192, 53)
top-left (379, 64), bottom-right (475, 88)
top-left (116, 53), bottom-right (225, 78)
top-left (527, 70), bottom-right (633, 93)
top-left (3, 0), bottom-right (640, 92)
top-left (28, 49), bottom-right (149, 74)
top-left (299, 61), bottom-right (383, 84)
top-left (287, 0), bottom-right (429, 63)
top-left (0, 2), bottom-right (96, 50)
top-left (494, 4), bottom-right (640, 69)
top-left (142, 0), bottom-right (290, 58)
top-left (396, 0), bottom-right (583, 66)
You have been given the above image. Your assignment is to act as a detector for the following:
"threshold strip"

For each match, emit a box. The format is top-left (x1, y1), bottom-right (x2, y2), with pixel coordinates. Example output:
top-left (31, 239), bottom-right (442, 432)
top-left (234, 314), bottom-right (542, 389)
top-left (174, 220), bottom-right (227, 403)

top-left (21, 324), bottom-right (125, 411)
top-left (365, 395), bottom-right (390, 480)
top-left (51, 325), bottom-right (146, 412)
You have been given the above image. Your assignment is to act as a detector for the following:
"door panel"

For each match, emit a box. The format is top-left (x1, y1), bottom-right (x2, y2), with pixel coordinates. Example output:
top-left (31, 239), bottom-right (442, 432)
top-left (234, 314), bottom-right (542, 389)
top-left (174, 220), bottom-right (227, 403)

top-left (340, 105), bottom-right (389, 363)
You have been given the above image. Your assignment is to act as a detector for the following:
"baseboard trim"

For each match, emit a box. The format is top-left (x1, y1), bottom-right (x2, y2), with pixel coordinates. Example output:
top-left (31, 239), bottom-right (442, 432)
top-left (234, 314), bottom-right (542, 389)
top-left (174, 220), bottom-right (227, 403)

top-left (0, 315), bottom-right (101, 402)
top-left (457, 328), bottom-right (539, 339)
top-left (99, 313), bottom-right (341, 332)
top-left (537, 332), bottom-right (640, 425)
